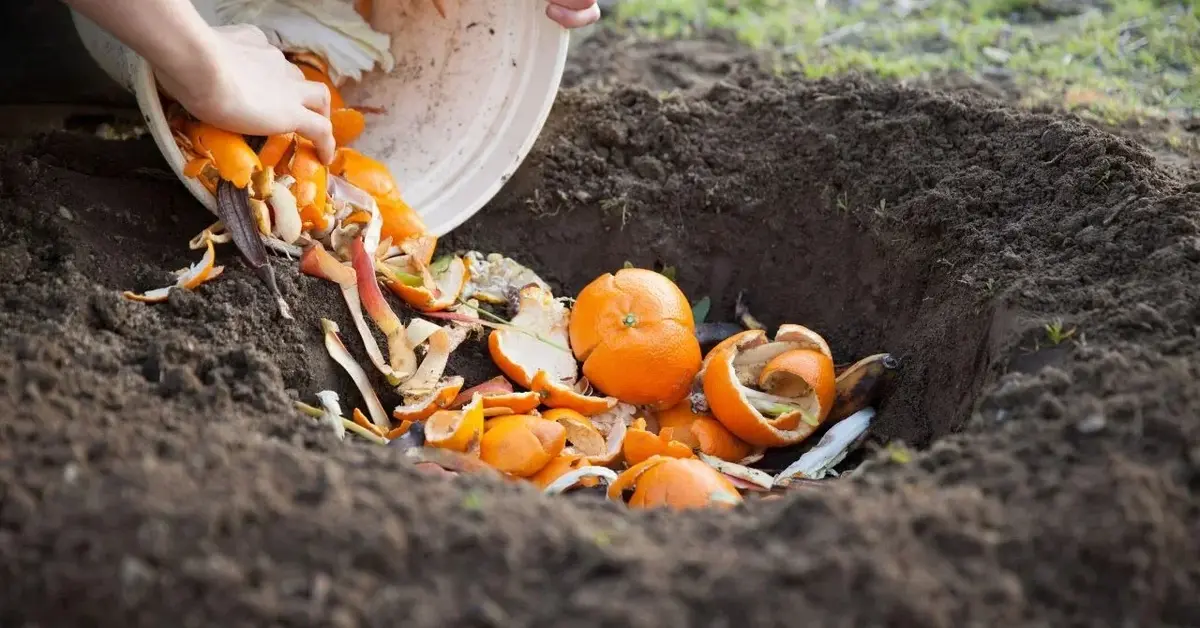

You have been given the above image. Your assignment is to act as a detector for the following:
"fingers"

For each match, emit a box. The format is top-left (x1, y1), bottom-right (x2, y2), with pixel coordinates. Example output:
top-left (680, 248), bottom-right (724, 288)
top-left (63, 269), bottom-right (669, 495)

top-left (546, 3), bottom-right (600, 28)
top-left (301, 81), bottom-right (332, 118)
top-left (293, 110), bottom-right (336, 165)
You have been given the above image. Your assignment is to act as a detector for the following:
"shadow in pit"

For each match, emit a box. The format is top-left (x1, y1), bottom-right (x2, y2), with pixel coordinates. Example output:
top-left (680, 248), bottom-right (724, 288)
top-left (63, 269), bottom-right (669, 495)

top-left (446, 153), bottom-right (999, 454)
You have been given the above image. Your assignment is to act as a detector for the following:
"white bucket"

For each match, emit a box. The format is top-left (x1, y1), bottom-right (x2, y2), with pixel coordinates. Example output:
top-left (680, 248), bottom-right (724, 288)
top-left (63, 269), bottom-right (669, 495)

top-left (69, 0), bottom-right (569, 236)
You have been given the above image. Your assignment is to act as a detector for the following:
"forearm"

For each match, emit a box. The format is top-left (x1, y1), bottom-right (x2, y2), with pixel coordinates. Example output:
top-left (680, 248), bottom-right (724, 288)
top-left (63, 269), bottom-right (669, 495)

top-left (63, 0), bottom-right (219, 81)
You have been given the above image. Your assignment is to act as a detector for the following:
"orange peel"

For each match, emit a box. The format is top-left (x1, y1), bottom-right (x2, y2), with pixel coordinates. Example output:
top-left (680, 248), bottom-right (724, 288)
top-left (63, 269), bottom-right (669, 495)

top-left (447, 376), bottom-right (542, 414)
top-left (384, 255), bottom-right (468, 312)
top-left (487, 284), bottom-right (577, 389)
top-left (542, 408), bottom-right (607, 458)
top-left (281, 137), bottom-right (330, 233)
top-left (581, 402), bottom-right (636, 467)
top-left (258, 133), bottom-right (294, 171)
top-left (529, 453), bottom-right (588, 490)
top-left (425, 394), bottom-right (485, 454)
top-left (530, 370), bottom-right (618, 416)
top-left (621, 417), bottom-right (695, 467)
top-left (392, 375), bottom-right (464, 422)
top-left (183, 121), bottom-right (261, 189)
top-left (610, 456), bottom-right (743, 511)
top-left (321, 318), bottom-right (391, 432)
top-left (330, 147), bottom-right (401, 201)
top-left (701, 327), bottom-right (838, 448)
top-left (386, 421), bottom-right (414, 440)
top-left (122, 237), bottom-right (223, 303)
top-left (479, 414), bottom-right (566, 478)
top-left (331, 108), bottom-right (366, 148)
top-left (399, 318), bottom-right (455, 397)
top-left (690, 417), bottom-right (754, 462)
top-left (542, 465), bottom-right (618, 495)
top-left (378, 197), bottom-right (430, 248)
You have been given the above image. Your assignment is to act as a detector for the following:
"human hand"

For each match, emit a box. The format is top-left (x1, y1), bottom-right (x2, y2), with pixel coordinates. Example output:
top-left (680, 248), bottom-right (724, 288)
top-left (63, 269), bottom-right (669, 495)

top-left (545, 0), bottom-right (600, 29)
top-left (154, 24), bottom-right (336, 164)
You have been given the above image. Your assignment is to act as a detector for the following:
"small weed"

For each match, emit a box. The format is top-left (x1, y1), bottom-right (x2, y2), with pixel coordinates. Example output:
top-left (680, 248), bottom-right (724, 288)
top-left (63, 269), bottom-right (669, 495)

top-left (600, 196), bottom-right (632, 228)
top-left (461, 490), bottom-right (484, 511)
top-left (884, 441), bottom-right (913, 464)
top-left (836, 191), bottom-right (850, 214)
top-left (1044, 318), bottom-right (1077, 345)
top-left (691, 296), bottom-right (712, 323)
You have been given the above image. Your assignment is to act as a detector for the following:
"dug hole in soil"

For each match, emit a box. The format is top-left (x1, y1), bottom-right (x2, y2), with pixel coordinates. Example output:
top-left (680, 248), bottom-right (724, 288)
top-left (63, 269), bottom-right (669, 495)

top-left (2, 33), bottom-right (1199, 627)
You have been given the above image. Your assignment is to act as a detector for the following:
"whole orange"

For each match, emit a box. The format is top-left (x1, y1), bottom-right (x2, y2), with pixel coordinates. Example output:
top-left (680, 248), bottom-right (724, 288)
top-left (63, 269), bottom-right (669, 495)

top-left (568, 268), bottom-right (701, 409)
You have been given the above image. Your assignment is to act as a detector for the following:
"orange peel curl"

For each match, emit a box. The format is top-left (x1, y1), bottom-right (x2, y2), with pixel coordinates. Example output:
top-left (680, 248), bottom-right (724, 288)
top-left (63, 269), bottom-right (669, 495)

top-left (701, 328), bottom-right (837, 448)
top-left (424, 394), bottom-right (485, 454)
top-left (487, 284), bottom-right (576, 390)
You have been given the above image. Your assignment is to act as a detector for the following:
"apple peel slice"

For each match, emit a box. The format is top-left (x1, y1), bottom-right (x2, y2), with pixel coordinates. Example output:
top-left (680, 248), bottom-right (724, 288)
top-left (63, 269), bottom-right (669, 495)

top-left (321, 318), bottom-right (391, 432)
top-left (350, 235), bottom-right (416, 380)
top-left (300, 242), bottom-right (400, 385)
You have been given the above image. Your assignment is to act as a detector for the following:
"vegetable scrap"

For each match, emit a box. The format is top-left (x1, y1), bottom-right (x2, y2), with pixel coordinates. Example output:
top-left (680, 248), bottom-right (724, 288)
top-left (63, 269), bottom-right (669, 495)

top-left (122, 12), bottom-right (904, 511)
top-left (295, 260), bottom-right (901, 511)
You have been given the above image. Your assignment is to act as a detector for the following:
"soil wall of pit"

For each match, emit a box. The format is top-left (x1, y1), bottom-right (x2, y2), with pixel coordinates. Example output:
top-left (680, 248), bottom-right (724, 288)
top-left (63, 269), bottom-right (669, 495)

top-left (2, 29), bottom-right (1199, 628)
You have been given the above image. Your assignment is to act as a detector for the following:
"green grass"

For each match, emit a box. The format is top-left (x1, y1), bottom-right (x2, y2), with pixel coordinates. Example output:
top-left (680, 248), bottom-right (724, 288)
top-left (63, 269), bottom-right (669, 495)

top-left (611, 0), bottom-right (1199, 121)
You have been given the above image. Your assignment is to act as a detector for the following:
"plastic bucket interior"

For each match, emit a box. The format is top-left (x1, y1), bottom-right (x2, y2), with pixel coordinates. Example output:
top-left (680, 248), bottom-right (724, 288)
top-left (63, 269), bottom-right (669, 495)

top-left (70, 0), bottom-right (570, 237)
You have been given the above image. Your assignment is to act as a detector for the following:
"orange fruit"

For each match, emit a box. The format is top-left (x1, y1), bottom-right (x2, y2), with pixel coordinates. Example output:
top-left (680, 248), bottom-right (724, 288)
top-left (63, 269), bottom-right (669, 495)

top-left (479, 414), bottom-right (566, 477)
top-left (612, 456), bottom-right (742, 510)
top-left (568, 268), bottom-right (701, 409)
top-left (702, 330), bottom-right (837, 448)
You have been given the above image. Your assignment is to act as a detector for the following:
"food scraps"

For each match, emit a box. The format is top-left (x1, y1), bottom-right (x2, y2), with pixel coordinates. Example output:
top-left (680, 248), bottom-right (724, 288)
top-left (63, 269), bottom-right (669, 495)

top-left (291, 255), bottom-right (901, 510)
top-left (129, 17), bottom-right (904, 511)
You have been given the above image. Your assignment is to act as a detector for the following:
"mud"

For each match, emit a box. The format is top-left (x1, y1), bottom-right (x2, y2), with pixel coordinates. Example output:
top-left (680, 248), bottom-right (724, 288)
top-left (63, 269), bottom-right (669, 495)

top-left (2, 33), bottom-right (1200, 627)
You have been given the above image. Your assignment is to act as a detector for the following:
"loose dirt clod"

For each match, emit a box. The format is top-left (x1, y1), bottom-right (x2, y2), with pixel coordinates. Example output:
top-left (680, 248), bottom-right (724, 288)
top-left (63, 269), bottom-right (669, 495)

top-left (1, 31), bottom-right (1198, 627)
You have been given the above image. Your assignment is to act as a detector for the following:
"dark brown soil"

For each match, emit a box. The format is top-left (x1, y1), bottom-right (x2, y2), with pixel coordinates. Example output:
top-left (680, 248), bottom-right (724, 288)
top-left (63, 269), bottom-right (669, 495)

top-left (3, 33), bottom-right (1200, 628)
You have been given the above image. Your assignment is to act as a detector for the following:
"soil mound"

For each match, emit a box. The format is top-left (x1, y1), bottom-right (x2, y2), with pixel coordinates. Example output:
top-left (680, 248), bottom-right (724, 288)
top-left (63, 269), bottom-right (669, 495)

top-left (2, 37), bottom-right (1199, 627)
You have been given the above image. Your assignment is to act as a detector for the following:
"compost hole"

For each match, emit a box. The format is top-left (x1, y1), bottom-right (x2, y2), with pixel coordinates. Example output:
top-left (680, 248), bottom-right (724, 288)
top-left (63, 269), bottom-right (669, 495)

top-left (436, 88), bottom-right (1008, 458)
